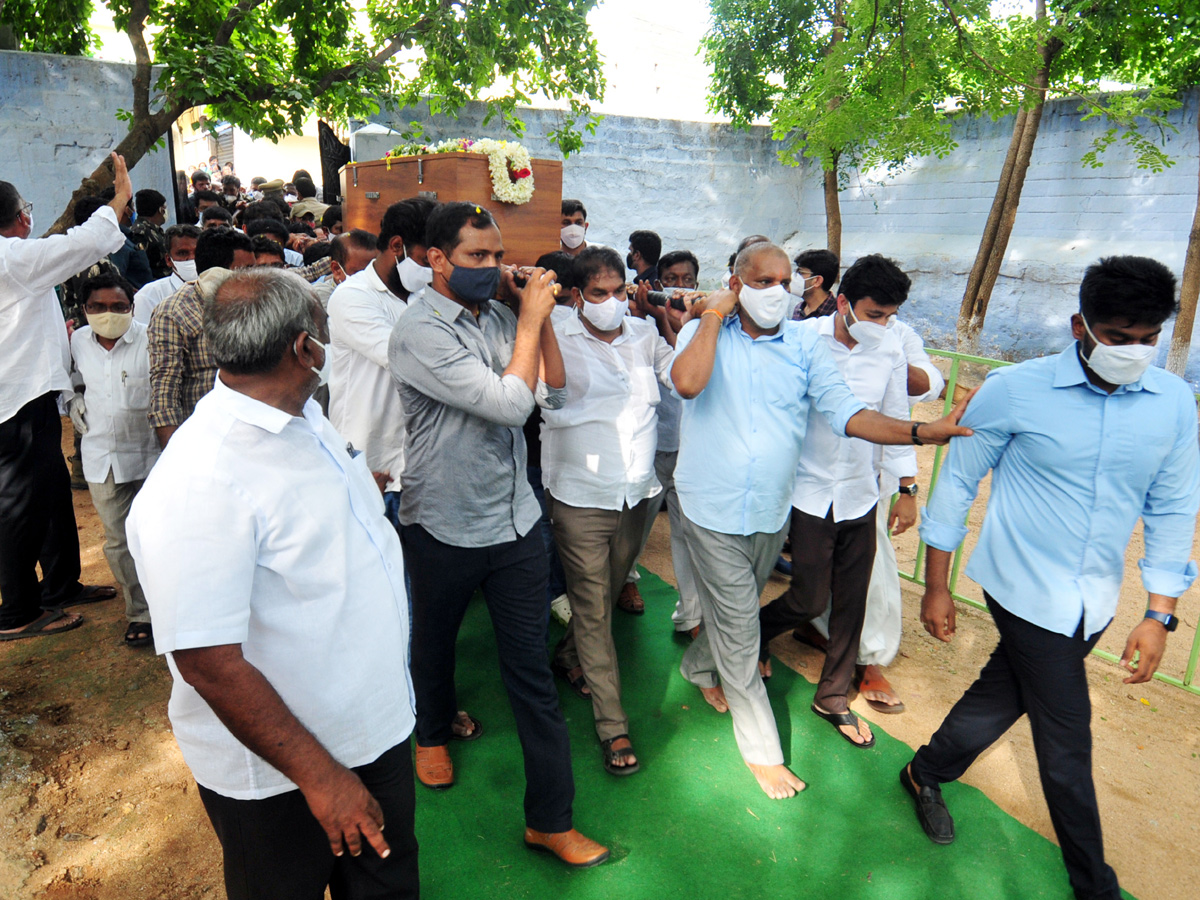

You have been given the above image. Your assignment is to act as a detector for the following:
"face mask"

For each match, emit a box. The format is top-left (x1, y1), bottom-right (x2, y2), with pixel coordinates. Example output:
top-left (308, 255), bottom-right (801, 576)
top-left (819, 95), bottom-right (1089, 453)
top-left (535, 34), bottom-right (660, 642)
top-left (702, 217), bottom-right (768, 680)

top-left (304, 336), bottom-right (331, 387)
top-left (1081, 315), bottom-right (1157, 384)
top-left (579, 295), bottom-right (629, 332)
top-left (396, 255), bottom-right (433, 293)
top-left (86, 311), bottom-right (133, 340)
top-left (845, 304), bottom-right (890, 350)
top-left (738, 283), bottom-right (789, 329)
top-left (720, 270), bottom-right (731, 290)
top-left (225, 192), bottom-right (238, 199)
top-left (561, 224), bottom-right (586, 249)
top-left (626, 252), bottom-right (636, 270)
top-left (171, 258), bottom-right (198, 282)
top-left (24, 210), bottom-right (34, 236)
top-left (447, 264), bottom-right (501, 304)
top-left (791, 273), bottom-right (820, 297)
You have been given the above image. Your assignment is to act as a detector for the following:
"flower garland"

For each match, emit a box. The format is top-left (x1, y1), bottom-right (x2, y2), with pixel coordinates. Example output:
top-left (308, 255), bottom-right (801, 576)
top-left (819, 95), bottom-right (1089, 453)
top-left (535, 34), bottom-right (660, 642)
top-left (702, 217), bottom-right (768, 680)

top-left (385, 138), bottom-right (535, 205)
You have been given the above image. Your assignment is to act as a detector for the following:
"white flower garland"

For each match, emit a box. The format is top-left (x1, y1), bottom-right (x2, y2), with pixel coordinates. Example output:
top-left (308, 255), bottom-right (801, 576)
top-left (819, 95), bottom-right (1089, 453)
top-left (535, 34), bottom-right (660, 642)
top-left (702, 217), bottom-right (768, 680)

top-left (386, 138), bottom-right (535, 205)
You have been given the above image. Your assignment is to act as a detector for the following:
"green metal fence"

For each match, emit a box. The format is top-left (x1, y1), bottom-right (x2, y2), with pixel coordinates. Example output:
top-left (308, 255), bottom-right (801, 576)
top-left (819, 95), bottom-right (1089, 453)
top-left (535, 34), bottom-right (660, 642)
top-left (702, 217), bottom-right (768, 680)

top-left (898, 348), bottom-right (1200, 697)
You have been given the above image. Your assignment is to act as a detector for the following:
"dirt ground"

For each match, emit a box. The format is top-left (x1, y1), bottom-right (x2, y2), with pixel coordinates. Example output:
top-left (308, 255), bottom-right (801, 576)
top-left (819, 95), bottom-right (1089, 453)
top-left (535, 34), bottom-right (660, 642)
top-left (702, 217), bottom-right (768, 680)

top-left (1, 414), bottom-right (1198, 900)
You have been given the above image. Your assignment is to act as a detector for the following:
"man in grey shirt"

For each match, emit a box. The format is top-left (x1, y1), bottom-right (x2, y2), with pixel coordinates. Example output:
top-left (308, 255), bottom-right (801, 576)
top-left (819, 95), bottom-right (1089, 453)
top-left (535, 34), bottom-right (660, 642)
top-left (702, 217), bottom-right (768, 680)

top-left (389, 202), bottom-right (609, 868)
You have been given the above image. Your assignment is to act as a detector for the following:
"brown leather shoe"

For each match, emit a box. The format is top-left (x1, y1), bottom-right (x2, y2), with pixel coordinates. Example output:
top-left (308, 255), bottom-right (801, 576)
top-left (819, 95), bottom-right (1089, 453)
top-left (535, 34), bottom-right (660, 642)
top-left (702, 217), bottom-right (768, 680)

top-left (523, 827), bottom-right (610, 868)
top-left (617, 582), bottom-right (645, 615)
top-left (415, 743), bottom-right (454, 790)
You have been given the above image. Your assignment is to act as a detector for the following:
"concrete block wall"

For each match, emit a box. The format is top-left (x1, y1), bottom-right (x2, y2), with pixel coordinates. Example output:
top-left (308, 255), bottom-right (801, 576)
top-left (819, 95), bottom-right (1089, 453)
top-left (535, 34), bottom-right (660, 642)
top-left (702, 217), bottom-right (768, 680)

top-left (0, 51), bottom-right (176, 234)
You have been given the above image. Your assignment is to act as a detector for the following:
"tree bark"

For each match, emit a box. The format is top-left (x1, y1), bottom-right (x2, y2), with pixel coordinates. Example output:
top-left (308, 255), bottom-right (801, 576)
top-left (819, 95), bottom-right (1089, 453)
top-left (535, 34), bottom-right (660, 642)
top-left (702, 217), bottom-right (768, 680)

top-left (824, 164), bottom-right (842, 259)
top-left (956, 0), bottom-right (1061, 352)
top-left (1166, 91), bottom-right (1200, 377)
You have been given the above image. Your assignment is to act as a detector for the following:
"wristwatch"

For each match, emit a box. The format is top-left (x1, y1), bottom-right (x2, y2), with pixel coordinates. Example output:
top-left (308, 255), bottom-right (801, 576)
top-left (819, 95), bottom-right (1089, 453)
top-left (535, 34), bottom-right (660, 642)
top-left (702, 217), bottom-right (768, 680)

top-left (897, 483), bottom-right (919, 497)
top-left (1144, 609), bottom-right (1179, 632)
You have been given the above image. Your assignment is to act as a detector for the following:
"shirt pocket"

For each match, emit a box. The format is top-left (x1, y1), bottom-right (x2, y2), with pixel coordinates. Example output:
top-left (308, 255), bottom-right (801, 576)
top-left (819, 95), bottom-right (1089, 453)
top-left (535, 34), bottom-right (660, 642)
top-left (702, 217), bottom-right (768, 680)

top-left (630, 364), bottom-right (661, 406)
top-left (124, 374), bottom-right (151, 410)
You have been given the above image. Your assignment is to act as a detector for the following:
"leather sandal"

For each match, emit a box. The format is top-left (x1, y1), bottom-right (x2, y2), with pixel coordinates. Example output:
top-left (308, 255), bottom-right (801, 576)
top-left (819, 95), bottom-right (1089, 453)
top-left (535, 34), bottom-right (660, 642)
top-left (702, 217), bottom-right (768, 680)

top-left (415, 744), bottom-right (454, 790)
top-left (810, 703), bottom-right (876, 749)
top-left (616, 582), bottom-right (645, 615)
top-left (523, 827), bottom-right (610, 868)
top-left (450, 711), bottom-right (484, 742)
top-left (552, 662), bottom-right (591, 699)
top-left (600, 735), bottom-right (640, 776)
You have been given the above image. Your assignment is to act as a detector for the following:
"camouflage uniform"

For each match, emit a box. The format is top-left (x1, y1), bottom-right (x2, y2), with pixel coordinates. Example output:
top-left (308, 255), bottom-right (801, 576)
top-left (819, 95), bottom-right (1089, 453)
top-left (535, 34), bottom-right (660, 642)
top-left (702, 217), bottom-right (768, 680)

top-left (128, 219), bottom-right (170, 280)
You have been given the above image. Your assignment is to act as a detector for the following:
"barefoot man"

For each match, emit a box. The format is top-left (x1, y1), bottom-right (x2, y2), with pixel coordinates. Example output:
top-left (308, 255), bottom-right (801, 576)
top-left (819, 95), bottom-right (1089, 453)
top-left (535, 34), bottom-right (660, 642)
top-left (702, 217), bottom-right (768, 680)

top-left (670, 241), bottom-right (973, 799)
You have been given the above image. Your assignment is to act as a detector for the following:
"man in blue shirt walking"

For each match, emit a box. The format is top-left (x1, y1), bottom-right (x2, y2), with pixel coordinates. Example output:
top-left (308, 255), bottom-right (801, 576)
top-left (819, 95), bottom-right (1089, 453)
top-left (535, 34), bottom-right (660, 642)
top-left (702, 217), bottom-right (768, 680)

top-left (906, 256), bottom-right (1199, 900)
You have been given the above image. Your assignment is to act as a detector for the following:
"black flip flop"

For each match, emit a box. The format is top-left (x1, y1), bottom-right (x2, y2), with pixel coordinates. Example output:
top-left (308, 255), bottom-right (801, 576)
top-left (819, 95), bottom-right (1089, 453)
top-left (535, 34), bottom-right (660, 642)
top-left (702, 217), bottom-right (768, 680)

top-left (811, 703), bottom-right (876, 749)
top-left (124, 621), bottom-right (153, 649)
top-left (55, 584), bottom-right (118, 609)
top-left (600, 735), bottom-right (640, 776)
top-left (552, 662), bottom-right (591, 700)
top-left (450, 712), bottom-right (484, 742)
top-left (0, 609), bottom-right (84, 642)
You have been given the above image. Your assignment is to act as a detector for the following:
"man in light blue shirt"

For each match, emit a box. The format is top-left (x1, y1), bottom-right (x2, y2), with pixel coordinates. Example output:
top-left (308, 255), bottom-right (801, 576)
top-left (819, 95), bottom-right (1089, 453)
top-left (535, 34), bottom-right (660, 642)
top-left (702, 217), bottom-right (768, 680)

top-left (670, 241), bottom-right (973, 801)
top-left (905, 256), bottom-right (1199, 900)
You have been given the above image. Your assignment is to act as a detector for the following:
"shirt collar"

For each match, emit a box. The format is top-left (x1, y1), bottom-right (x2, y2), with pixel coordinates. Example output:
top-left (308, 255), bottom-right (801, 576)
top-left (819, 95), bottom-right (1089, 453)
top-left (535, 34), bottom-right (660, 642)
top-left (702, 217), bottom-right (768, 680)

top-left (424, 287), bottom-right (470, 323)
top-left (1053, 342), bottom-right (1162, 394)
top-left (730, 312), bottom-right (785, 341)
top-left (563, 307), bottom-right (632, 342)
top-left (209, 375), bottom-right (298, 434)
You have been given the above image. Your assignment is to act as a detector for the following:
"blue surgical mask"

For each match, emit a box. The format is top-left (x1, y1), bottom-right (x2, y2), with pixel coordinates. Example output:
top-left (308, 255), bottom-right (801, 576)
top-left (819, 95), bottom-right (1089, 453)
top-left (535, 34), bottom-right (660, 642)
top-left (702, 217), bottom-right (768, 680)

top-left (448, 264), bottom-right (501, 305)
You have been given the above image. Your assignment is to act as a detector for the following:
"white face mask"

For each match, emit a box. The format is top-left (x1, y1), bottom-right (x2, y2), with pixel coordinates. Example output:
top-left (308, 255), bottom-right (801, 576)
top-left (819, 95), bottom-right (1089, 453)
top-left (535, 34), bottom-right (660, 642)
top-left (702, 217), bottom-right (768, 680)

top-left (305, 336), bottom-right (331, 387)
top-left (396, 255), bottom-right (433, 293)
top-left (1081, 315), bottom-right (1157, 384)
top-left (560, 224), bottom-right (586, 249)
top-left (86, 311), bottom-right (133, 340)
top-left (738, 283), bottom-right (789, 329)
top-left (171, 258), bottom-right (198, 282)
top-left (24, 211), bottom-right (34, 237)
top-left (845, 304), bottom-right (891, 350)
top-left (579, 294), bottom-right (629, 332)
top-left (720, 270), bottom-right (732, 290)
top-left (791, 272), bottom-right (820, 297)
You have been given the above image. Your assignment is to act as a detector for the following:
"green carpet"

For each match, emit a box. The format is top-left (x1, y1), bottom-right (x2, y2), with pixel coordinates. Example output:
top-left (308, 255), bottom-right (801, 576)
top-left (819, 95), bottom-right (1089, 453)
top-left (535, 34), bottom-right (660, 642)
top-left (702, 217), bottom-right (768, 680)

top-left (414, 569), bottom-right (1128, 899)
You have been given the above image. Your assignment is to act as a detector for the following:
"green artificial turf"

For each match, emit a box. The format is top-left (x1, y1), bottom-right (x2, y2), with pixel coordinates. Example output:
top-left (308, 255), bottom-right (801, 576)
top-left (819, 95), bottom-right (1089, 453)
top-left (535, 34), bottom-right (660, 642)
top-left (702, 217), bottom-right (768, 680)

top-left (413, 568), bottom-right (1132, 899)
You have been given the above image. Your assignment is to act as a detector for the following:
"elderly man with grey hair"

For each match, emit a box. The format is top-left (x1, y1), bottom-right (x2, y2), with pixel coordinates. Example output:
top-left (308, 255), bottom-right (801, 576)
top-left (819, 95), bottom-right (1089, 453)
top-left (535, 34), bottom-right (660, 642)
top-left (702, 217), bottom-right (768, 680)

top-left (127, 269), bottom-right (418, 900)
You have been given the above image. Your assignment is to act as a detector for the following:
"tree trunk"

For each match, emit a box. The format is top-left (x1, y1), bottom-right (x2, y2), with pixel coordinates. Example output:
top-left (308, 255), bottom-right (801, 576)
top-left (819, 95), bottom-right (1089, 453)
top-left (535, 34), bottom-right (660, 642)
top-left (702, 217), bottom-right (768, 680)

top-left (45, 102), bottom-right (187, 236)
top-left (824, 164), bottom-right (842, 259)
top-left (956, 0), bottom-right (1060, 353)
top-left (1166, 93), bottom-right (1200, 378)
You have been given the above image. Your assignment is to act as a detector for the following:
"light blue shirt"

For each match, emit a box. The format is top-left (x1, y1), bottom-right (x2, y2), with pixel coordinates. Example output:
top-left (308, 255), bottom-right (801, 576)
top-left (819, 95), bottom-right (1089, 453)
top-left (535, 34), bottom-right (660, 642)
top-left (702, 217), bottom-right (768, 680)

top-left (673, 313), bottom-right (866, 536)
top-left (920, 346), bottom-right (1199, 639)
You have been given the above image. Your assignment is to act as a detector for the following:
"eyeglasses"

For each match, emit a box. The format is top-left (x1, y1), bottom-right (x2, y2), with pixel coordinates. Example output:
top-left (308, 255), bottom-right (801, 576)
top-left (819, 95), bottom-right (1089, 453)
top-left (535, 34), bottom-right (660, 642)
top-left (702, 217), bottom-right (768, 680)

top-left (19, 202), bottom-right (33, 217)
top-left (84, 303), bottom-right (133, 314)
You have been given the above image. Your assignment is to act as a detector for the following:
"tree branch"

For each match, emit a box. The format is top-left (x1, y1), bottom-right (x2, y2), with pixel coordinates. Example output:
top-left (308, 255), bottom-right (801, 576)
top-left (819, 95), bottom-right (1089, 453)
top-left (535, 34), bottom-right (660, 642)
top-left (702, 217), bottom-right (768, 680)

top-left (127, 0), bottom-right (152, 120)
top-left (213, 0), bottom-right (271, 49)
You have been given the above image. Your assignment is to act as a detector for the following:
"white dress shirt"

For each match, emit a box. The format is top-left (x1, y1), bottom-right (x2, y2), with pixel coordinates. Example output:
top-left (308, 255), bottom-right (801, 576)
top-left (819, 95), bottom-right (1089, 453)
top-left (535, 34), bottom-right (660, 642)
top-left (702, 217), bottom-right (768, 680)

top-left (328, 264), bottom-right (412, 492)
top-left (127, 377), bottom-right (414, 800)
top-left (133, 272), bottom-right (187, 324)
top-left (284, 247), bottom-right (304, 267)
top-left (70, 321), bottom-right (160, 483)
top-left (893, 318), bottom-right (945, 405)
top-left (541, 311), bottom-right (674, 510)
top-left (0, 206), bottom-right (125, 423)
top-left (792, 315), bottom-right (918, 522)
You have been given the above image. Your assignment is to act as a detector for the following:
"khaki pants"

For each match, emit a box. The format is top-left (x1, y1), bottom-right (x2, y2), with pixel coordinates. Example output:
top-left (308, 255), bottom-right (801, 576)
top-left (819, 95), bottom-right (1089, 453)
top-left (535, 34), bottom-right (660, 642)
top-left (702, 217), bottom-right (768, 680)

top-left (87, 472), bottom-right (149, 623)
top-left (548, 493), bottom-right (651, 742)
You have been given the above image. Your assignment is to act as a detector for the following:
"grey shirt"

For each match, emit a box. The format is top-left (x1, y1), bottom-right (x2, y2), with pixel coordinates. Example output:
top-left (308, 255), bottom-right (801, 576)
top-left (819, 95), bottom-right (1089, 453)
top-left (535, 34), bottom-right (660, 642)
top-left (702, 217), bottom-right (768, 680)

top-left (388, 287), bottom-right (565, 548)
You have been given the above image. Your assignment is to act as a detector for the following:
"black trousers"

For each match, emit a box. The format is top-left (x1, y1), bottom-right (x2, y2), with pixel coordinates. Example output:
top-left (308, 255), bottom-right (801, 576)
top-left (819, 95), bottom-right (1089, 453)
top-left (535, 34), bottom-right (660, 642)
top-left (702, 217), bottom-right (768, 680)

top-left (911, 594), bottom-right (1119, 900)
top-left (759, 504), bottom-right (876, 710)
top-left (400, 522), bottom-right (575, 834)
top-left (197, 740), bottom-right (418, 900)
top-left (0, 393), bottom-right (82, 627)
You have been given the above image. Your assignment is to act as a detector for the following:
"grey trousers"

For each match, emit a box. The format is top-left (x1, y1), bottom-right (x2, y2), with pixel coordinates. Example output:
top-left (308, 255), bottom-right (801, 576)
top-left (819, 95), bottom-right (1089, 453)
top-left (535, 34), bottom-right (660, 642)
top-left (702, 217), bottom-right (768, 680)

top-left (87, 472), bottom-right (149, 623)
top-left (625, 451), bottom-right (702, 631)
top-left (549, 494), bottom-right (651, 742)
top-left (678, 513), bottom-right (789, 766)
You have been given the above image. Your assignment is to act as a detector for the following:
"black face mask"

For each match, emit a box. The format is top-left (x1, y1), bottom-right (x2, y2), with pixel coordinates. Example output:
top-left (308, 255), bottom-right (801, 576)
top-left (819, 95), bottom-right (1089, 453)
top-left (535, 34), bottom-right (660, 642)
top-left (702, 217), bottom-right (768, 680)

top-left (447, 263), bottom-right (501, 304)
top-left (626, 253), bottom-right (636, 270)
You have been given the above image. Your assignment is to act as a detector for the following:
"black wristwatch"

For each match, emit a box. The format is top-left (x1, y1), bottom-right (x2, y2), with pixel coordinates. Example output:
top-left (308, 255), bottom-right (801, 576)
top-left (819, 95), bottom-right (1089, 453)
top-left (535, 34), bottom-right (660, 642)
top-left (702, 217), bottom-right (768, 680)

top-left (911, 421), bottom-right (924, 446)
top-left (897, 483), bottom-right (919, 497)
top-left (1144, 609), bottom-right (1179, 632)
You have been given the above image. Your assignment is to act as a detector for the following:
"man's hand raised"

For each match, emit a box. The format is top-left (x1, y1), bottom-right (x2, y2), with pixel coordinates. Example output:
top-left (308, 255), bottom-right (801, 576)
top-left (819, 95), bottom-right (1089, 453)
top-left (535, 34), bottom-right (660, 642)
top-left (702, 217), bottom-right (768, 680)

top-left (517, 267), bottom-right (557, 323)
top-left (108, 152), bottom-right (133, 213)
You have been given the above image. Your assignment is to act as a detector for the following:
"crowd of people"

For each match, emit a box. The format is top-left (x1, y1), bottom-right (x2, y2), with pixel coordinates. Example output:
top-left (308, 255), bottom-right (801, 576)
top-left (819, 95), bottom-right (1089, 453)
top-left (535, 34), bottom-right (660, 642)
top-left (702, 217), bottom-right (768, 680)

top-left (1, 150), bottom-right (1196, 900)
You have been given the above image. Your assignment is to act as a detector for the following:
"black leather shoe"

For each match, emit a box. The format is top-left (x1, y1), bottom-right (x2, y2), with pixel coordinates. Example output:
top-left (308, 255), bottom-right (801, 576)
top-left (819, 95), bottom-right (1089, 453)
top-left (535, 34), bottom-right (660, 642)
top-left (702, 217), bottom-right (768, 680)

top-left (900, 764), bottom-right (955, 844)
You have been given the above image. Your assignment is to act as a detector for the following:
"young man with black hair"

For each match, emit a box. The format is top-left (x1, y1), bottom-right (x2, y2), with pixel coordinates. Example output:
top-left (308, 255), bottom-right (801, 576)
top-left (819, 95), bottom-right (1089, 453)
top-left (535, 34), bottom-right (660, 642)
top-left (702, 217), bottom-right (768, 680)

top-left (290, 177), bottom-right (329, 223)
top-left (329, 198), bottom-right (435, 531)
top-left (193, 189), bottom-right (221, 217)
top-left (903, 256), bottom-right (1198, 900)
top-left (670, 241), bottom-right (973, 800)
top-left (0, 153), bottom-right (131, 642)
top-left (759, 254), bottom-right (918, 749)
top-left (130, 189), bottom-right (171, 279)
top-left (69, 273), bottom-right (159, 648)
top-left (390, 202), bottom-right (609, 867)
top-left (543, 246), bottom-right (676, 776)
top-left (134, 224), bottom-right (201, 324)
top-left (560, 199), bottom-right (591, 258)
top-left (148, 227), bottom-right (256, 447)
top-left (218, 175), bottom-right (243, 212)
top-left (322, 205), bottom-right (345, 236)
top-left (627, 230), bottom-right (661, 284)
top-left (251, 235), bottom-right (287, 268)
top-left (790, 248), bottom-right (840, 321)
top-left (201, 206), bottom-right (233, 230)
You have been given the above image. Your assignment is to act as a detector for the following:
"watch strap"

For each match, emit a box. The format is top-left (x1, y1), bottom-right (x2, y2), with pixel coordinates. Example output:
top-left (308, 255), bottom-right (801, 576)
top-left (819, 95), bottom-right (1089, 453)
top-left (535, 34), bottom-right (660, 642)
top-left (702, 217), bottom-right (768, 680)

top-left (911, 421), bottom-right (924, 446)
top-left (1144, 609), bottom-right (1178, 632)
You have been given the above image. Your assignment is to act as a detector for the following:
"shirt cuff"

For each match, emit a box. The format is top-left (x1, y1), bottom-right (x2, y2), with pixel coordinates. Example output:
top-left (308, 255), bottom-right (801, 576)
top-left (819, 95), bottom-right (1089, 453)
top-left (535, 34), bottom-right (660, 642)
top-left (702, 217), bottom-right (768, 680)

top-left (1138, 558), bottom-right (1198, 598)
top-left (918, 512), bottom-right (968, 552)
top-left (148, 407), bottom-right (185, 429)
top-left (536, 380), bottom-right (567, 410)
top-left (830, 398), bottom-right (868, 438)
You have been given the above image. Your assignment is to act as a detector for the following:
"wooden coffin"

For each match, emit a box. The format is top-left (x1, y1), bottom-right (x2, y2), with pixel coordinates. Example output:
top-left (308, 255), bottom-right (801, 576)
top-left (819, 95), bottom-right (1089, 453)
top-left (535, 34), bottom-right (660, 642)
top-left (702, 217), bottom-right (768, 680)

top-left (340, 153), bottom-right (563, 267)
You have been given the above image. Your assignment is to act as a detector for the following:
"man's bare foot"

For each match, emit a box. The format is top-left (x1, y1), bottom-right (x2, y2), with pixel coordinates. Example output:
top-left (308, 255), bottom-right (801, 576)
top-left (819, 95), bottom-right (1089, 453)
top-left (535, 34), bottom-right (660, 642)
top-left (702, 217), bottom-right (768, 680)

top-left (699, 684), bottom-right (728, 713)
top-left (746, 762), bottom-right (806, 799)
top-left (605, 736), bottom-right (637, 768)
top-left (813, 702), bottom-right (874, 745)
top-left (758, 659), bottom-right (772, 679)
top-left (858, 664), bottom-right (905, 713)
top-left (450, 710), bottom-right (479, 739)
